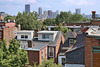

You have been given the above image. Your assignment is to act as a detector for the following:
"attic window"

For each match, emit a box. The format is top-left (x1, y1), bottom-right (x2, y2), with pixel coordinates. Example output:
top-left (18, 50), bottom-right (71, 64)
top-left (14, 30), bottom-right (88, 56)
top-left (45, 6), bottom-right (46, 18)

top-left (69, 39), bottom-right (74, 45)
top-left (21, 35), bottom-right (28, 39)
top-left (42, 34), bottom-right (49, 39)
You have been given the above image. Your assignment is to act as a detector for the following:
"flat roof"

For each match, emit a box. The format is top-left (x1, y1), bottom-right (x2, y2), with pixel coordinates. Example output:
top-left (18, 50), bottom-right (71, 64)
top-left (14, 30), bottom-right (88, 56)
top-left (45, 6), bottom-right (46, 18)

top-left (17, 30), bottom-right (34, 34)
top-left (86, 27), bottom-right (100, 37)
top-left (38, 31), bottom-right (58, 34)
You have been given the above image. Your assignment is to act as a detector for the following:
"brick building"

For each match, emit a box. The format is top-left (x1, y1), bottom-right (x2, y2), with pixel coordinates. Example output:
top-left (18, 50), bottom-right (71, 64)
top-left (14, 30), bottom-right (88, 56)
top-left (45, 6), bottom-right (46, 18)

top-left (0, 21), bottom-right (17, 46)
top-left (85, 27), bottom-right (100, 67)
top-left (16, 30), bottom-right (64, 65)
top-left (25, 31), bottom-right (64, 65)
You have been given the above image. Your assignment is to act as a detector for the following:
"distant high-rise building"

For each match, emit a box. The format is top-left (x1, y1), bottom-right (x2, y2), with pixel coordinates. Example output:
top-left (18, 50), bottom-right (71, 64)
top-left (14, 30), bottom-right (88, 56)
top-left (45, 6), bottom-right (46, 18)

top-left (38, 7), bottom-right (42, 16)
top-left (56, 10), bottom-right (59, 15)
top-left (68, 10), bottom-right (71, 14)
top-left (44, 11), bottom-right (48, 16)
top-left (25, 4), bottom-right (30, 13)
top-left (48, 10), bottom-right (52, 18)
top-left (0, 12), bottom-right (8, 21)
top-left (75, 8), bottom-right (81, 14)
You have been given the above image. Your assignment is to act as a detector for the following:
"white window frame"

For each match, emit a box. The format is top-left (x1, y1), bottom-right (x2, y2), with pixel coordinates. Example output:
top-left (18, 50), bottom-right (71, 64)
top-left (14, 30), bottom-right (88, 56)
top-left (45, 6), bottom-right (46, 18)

top-left (69, 39), bottom-right (74, 45)
top-left (45, 48), bottom-right (47, 59)
top-left (21, 35), bottom-right (28, 39)
top-left (41, 50), bottom-right (44, 62)
top-left (49, 47), bottom-right (54, 57)
top-left (42, 34), bottom-right (49, 39)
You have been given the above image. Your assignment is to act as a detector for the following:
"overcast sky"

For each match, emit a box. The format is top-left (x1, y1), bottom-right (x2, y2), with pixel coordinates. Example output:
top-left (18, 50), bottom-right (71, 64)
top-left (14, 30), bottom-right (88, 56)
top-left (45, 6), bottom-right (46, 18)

top-left (0, 0), bottom-right (99, 15)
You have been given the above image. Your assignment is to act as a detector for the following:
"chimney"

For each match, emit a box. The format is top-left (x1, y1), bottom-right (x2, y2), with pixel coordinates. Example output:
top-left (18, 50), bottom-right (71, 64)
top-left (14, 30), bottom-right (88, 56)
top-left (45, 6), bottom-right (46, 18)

top-left (92, 11), bottom-right (96, 19)
top-left (34, 29), bottom-right (39, 37)
top-left (17, 24), bottom-right (21, 31)
top-left (28, 40), bottom-right (33, 48)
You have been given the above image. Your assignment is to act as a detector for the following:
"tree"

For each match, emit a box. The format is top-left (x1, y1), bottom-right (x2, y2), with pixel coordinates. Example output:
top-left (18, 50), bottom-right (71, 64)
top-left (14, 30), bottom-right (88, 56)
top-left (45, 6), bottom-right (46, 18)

top-left (38, 59), bottom-right (62, 67)
top-left (4, 15), bottom-right (16, 21)
top-left (15, 11), bottom-right (42, 30)
top-left (55, 23), bottom-right (71, 36)
top-left (55, 12), bottom-right (90, 24)
top-left (0, 39), bottom-right (28, 67)
top-left (55, 12), bottom-right (72, 25)
top-left (43, 18), bottom-right (55, 26)
top-left (69, 13), bottom-right (83, 23)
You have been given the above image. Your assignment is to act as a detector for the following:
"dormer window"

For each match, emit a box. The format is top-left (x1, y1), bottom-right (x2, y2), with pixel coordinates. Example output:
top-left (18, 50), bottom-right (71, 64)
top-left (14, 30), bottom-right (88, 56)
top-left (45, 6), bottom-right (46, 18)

top-left (42, 34), bottom-right (49, 39)
top-left (21, 35), bottom-right (28, 39)
top-left (69, 39), bottom-right (74, 45)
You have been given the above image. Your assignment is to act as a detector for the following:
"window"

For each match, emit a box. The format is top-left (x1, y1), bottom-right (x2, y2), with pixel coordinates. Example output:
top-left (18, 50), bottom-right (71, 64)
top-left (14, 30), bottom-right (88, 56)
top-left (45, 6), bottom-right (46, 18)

top-left (25, 35), bottom-right (28, 39)
top-left (45, 48), bottom-right (47, 58)
top-left (41, 50), bottom-right (44, 62)
top-left (42, 34), bottom-right (49, 39)
top-left (0, 32), bottom-right (1, 38)
top-left (49, 47), bottom-right (54, 57)
top-left (21, 35), bottom-right (28, 39)
top-left (62, 58), bottom-right (65, 65)
top-left (21, 35), bottom-right (24, 38)
top-left (69, 39), bottom-right (74, 45)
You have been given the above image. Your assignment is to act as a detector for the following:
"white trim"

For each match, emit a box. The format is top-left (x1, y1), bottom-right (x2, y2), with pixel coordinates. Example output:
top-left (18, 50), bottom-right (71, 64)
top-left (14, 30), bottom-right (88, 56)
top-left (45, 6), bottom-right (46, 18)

top-left (25, 48), bottom-right (40, 51)
top-left (42, 50), bottom-right (44, 62)
top-left (45, 48), bottom-right (47, 59)
top-left (49, 47), bottom-right (54, 57)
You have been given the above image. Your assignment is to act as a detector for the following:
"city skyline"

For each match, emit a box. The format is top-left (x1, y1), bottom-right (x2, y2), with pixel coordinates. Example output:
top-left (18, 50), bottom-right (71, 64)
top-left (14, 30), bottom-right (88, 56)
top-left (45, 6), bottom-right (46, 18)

top-left (0, 0), bottom-right (100, 15)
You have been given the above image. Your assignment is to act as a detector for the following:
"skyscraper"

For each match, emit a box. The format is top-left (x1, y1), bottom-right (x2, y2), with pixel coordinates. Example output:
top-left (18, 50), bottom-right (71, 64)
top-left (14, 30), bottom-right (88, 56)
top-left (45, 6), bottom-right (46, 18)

top-left (25, 4), bottom-right (30, 13)
top-left (75, 8), bottom-right (81, 14)
top-left (38, 7), bottom-right (42, 16)
top-left (48, 10), bottom-right (52, 18)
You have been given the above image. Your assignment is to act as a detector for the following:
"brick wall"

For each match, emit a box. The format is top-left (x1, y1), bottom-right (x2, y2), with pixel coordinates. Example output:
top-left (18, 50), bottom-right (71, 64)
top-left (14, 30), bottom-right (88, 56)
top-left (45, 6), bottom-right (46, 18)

top-left (85, 36), bottom-right (100, 67)
top-left (55, 33), bottom-right (64, 63)
top-left (39, 46), bottom-right (48, 64)
top-left (3, 27), bottom-right (16, 46)
top-left (92, 21), bottom-right (100, 26)
top-left (27, 51), bottom-right (39, 65)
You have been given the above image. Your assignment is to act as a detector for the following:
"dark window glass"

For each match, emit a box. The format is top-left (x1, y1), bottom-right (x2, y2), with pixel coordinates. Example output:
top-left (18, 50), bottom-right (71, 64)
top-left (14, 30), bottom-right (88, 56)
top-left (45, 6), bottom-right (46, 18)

top-left (21, 35), bottom-right (24, 38)
top-left (25, 35), bottom-right (28, 39)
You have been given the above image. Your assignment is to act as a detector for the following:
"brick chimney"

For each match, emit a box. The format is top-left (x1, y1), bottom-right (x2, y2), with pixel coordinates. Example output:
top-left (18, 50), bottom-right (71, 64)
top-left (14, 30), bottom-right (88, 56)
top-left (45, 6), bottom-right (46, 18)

top-left (34, 29), bottom-right (39, 37)
top-left (92, 11), bottom-right (96, 19)
top-left (28, 40), bottom-right (33, 48)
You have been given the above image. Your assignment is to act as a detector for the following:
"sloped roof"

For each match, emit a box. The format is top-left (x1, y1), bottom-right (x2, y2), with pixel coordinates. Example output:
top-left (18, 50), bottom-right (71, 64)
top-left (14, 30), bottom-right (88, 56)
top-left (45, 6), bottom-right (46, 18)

top-left (66, 33), bottom-right (85, 53)
top-left (65, 32), bottom-right (76, 41)
top-left (25, 31), bottom-right (62, 51)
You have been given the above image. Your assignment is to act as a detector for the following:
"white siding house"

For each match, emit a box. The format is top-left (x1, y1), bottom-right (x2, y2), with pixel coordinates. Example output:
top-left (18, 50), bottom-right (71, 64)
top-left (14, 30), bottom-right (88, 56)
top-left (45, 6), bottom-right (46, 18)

top-left (37, 31), bottom-right (58, 41)
top-left (17, 30), bottom-right (34, 40)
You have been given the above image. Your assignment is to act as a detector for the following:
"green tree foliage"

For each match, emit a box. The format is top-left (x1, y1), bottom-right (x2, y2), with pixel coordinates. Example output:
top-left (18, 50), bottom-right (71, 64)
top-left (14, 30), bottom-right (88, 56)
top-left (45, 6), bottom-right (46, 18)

top-left (15, 11), bottom-right (42, 30)
top-left (4, 15), bottom-right (16, 21)
top-left (55, 12), bottom-right (90, 25)
top-left (55, 12), bottom-right (72, 25)
top-left (69, 13), bottom-right (83, 23)
top-left (0, 39), bottom-right (28, 67)
top-left (38, 59), bottom-right (62, 67)
top-left (43, 18), bottom-right (55, 26)
top-left (55, 23), bottom-right (71, 36)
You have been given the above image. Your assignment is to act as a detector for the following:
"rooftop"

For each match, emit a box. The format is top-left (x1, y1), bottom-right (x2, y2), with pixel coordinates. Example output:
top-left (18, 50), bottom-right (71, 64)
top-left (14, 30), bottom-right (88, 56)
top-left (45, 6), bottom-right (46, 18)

top-left (25, 31), bottom-right (61, 51)
top-left (38, 31), bottom-right (58, 34)
top-left (17, 30), bottom-right (34, 34)
top-left (86, 27), bottom-right (100, 37)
